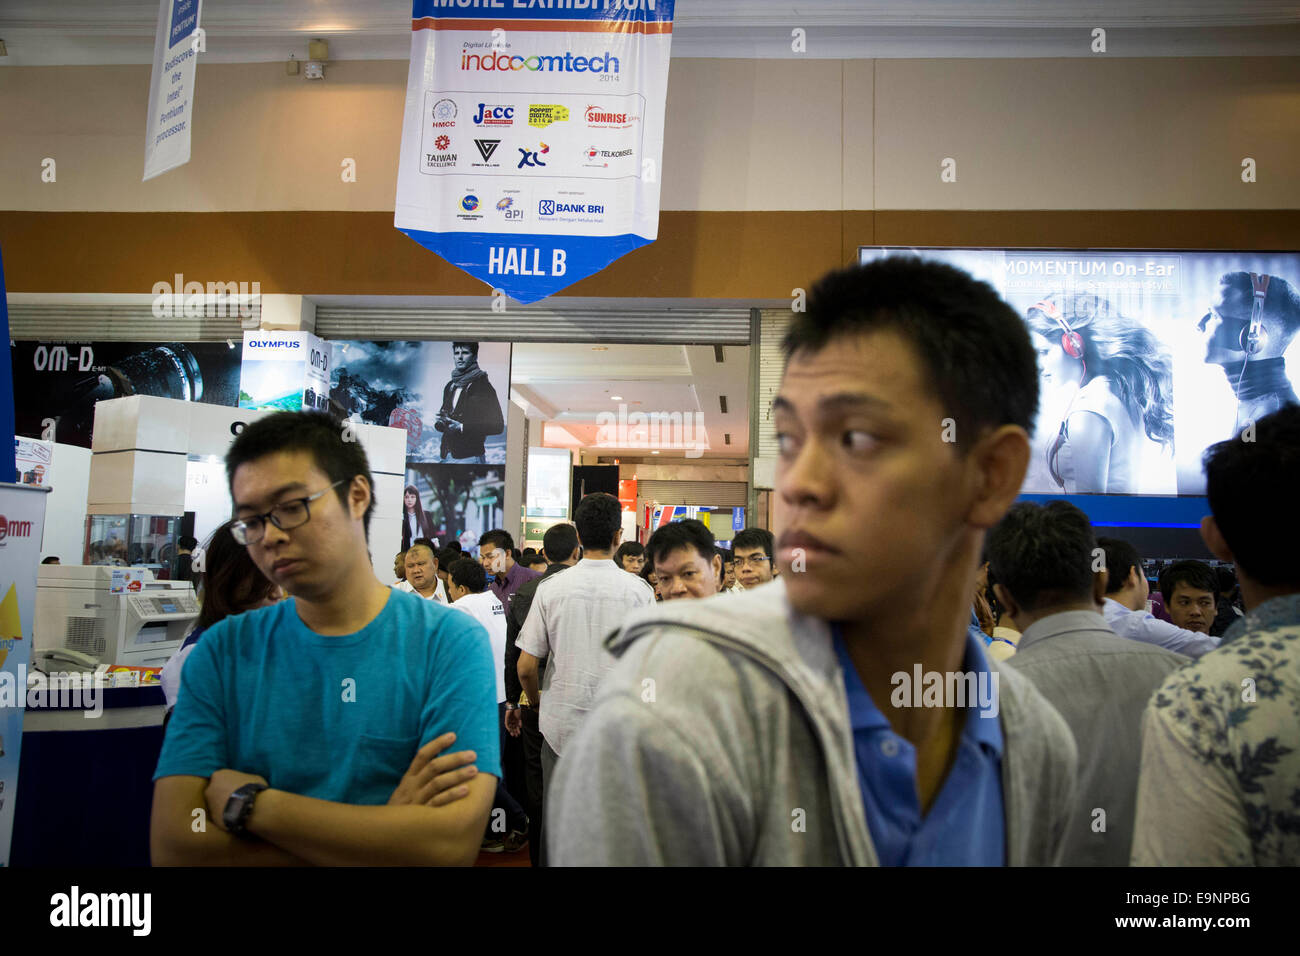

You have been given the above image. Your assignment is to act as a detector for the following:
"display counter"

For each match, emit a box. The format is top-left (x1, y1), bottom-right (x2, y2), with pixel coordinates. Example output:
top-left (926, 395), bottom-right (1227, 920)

top-left (11, 682), bottom-right (166, 867)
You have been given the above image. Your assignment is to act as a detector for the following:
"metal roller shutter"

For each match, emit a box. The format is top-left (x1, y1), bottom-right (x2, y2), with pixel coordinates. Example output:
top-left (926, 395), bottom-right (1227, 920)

top-left (7, 304), bottom-right (254, 342)
top-left (315, 306), bottom-right (752, 344)
top-left (752, 309), bottom-right (792, 488)
top-left (637, 479), bottom-right (747, 507)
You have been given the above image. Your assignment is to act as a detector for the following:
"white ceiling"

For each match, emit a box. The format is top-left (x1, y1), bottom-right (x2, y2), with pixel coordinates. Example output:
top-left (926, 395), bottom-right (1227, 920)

top-left (510, 342), bottom-right (750, 461)
top-left (2, 0), bottom-right (1297, 66)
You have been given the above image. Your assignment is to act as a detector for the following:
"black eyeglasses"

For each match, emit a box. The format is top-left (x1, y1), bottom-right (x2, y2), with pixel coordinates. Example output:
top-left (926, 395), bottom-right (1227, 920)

top-left (230, 480), bottom-right (346, 546)
top-left (734, 555), bottom-right (771, 568)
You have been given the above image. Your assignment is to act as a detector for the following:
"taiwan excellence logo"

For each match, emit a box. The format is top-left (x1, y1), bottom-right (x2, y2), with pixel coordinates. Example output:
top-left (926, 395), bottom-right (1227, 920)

top-left (434, 134), bottom-right (451, 151)
top-left (431, 99), bottom-right (457, 128)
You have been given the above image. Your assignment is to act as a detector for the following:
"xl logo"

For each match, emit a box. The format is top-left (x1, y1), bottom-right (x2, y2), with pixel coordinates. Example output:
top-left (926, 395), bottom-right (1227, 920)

top-left (517, 147), bottom-right (546, 168)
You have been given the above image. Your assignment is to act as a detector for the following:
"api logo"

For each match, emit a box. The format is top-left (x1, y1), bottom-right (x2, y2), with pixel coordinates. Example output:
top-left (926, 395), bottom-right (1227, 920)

top-left (498, 196), bottom-right (524, 221)
top-left (462, 195), bottom-right (480, 212)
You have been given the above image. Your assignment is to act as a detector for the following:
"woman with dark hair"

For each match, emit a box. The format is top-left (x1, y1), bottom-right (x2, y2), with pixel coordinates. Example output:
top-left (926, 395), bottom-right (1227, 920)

top-left (401, 484), bottom-right (435, 551)
top-left (613, 541), bottom-right (645, 574)
top-left (1026, 293), bottom-right (1175, 494)
top-left (639, 561), bottom-right (661, 601)
top-left (160, 520), bottom-right (283, 719)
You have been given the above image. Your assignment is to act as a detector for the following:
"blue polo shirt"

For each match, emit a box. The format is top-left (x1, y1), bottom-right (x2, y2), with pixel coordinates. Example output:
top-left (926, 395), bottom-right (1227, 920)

top-left (832, 625), bottom-right (1005, 866)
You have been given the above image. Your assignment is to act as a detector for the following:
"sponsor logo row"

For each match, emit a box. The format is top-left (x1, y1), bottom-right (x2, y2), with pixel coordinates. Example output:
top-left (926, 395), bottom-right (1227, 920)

top-left (456, 193), bottom-right (607, 224)
top-left (432, 99), bottom-right (638, 131)
top-left (432, 135), bottom-right (633, 171)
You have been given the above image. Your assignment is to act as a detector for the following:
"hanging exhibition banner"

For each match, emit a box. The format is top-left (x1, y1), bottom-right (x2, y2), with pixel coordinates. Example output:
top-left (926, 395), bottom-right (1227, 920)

top-left (143, 0), bottom-right (203, 181)
top-left (394, 0), bottom-right (676, 304)
top-left (0, 246), bottom-right (14, 485)
top-left (0, 483), bottom-right (51, 866)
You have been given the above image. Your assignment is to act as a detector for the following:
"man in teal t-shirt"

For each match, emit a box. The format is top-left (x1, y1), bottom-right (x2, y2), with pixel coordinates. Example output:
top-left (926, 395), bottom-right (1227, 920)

top-left (151, 411), bottom-right (500, 866)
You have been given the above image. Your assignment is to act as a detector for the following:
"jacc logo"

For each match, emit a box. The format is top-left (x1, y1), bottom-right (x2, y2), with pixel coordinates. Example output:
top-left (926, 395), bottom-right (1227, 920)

top-left (473, 104), bottom-right (514, 125)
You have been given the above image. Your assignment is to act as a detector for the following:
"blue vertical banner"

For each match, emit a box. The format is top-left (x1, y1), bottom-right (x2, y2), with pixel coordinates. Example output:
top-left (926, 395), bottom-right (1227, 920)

top-left (394, 0), bottom-right (676, 304)
top-left (0, 246), bottom-right (15, 485)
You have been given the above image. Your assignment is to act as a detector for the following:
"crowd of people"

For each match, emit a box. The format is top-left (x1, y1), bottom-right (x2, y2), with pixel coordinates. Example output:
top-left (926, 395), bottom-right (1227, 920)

top-left (150, 257), bottom-right (1298, 867)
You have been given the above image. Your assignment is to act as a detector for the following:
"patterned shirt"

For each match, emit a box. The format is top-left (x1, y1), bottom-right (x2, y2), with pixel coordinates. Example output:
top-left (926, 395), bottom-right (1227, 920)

top-left (1132, 592), bottom-right (1300, 865)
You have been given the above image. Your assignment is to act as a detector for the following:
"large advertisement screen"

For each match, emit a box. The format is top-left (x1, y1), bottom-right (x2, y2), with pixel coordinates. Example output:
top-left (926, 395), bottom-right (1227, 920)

top-left (859, 248), bottom-right (1300, 496)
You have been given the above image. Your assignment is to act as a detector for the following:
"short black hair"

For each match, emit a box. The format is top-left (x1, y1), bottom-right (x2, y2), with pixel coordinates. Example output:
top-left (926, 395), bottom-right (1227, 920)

top-left (178, 535), bottom-right (198, 551)
top-left (41, 556), bottom-right (60, 564)
top-left (525, 555), bottom-right (548, 570)
top-left (448, 541), bottom-right (463, 552)
top-left (521, 548), bottom-right (537, 559)
top-left (732, 527), bottom-right (775, 563)
top-left (1215, 565), bottom-right (1238, 593)
top-left (452, 341), bottom-right (480, 357)
top-left (1097, 536), bottom-right (1143, 595)
top-left (986, 501), bottom-right (1096, 612)
top-left (542, 522), bottom-right (580, 563)
top-left (479, 529), bottom-right (514, 552)
top-left (436, 547), bottom-right (460, 570)
top-left (449, 557), bottom-right (487, 594)
top-left (574, 493), bottom-right (622, 552)
top-left (613, 541), bottom-right (645, 569)
top-left (720, 548), bottom-right (734, 565)
top-left (647, 518), bottom-right (716, 567)
top-left (783, 257), bottom-right (1040, 450)
top-left (226, 411), bottom-right (375, 538)
top-left (1204, 405), bottom-right (1300, 589)
top-left (1159, 560), bottom-right (1218, 604)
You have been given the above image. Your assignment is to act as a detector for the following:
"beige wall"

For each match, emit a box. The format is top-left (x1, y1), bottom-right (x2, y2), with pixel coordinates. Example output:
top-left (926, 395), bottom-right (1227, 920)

top-left (2, 56), bottom-right (1297, 214)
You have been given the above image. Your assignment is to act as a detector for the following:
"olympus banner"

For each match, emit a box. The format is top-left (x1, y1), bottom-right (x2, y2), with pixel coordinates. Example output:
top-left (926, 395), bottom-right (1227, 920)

top-left (394, 0), bottom-right (675, 304)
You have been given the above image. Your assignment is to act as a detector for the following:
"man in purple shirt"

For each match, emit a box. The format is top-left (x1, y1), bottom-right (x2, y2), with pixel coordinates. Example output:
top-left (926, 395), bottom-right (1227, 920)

top-left (479, 530), bottom-right (541, 607)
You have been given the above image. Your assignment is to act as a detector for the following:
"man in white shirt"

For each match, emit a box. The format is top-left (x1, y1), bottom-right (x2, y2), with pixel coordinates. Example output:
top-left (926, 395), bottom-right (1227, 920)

top-left (447, 556), bottom-right (526, 852)
top-left (393, 542), bottom-right (448, 604)
top-left (1097, 537), bottom-right (1219, 658)
top-left (517, 492), bottom-right (655, 859)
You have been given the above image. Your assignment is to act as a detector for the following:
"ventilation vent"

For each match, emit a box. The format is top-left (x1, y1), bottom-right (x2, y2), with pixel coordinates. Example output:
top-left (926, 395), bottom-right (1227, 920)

top-left (714, 346), bottom-right (726, 362)
top-left (65, 616), bottom-right (107, 658)
top-left (719, 395), bottom-right (729, 414)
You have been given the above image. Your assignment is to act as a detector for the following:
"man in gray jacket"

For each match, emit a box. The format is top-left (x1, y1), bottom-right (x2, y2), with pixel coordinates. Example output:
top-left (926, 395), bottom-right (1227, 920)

top-left (547, 257), bottom-right (1078, 865)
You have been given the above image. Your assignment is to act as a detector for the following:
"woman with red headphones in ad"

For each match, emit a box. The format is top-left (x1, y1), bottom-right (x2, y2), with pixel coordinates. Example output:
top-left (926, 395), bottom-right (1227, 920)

top-left (1025, 293), bottom-right (1176, 494)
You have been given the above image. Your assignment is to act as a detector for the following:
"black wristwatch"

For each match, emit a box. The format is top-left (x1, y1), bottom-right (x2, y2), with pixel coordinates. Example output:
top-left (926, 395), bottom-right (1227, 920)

top-left (223, 782), bottom-right (268, 838)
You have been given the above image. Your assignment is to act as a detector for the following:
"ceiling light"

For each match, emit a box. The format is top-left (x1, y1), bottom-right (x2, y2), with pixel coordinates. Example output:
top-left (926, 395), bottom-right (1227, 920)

top-left (611, 395), bottom-right (623, 401)
top-left (651, 450), bottom-right (660, 455)
top-left (592, 346), bottom-right (608, 351)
